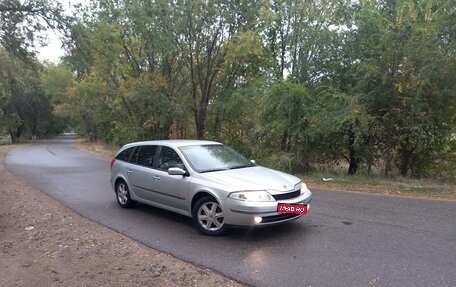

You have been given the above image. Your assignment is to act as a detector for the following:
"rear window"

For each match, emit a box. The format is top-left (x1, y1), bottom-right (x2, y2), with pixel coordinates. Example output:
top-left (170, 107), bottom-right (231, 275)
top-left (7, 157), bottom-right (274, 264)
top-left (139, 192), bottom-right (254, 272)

top-left (115, 147), bottom-right (135, 162)
top-left (137, 145), bottom-right (157, 167)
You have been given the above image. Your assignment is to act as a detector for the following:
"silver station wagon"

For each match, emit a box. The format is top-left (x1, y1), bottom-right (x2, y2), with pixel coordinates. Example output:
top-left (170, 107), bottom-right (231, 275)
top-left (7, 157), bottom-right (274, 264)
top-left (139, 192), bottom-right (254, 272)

top-left (110, 140), bottom-right (312, 235)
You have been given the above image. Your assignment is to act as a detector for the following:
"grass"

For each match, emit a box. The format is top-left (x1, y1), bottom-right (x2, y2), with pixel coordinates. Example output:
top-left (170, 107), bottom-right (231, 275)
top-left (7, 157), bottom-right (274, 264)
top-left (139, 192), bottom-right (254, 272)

top-left (75, 138), bottom-right (118, 160)
top-left (303, 170), bottom-right (456, 201)
top-left (73, 138), bottom-right (456, 202)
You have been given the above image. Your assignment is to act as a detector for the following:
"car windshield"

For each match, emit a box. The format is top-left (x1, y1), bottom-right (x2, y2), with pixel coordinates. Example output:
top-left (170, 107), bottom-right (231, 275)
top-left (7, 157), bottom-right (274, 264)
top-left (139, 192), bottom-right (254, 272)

top-left (179, 144), bottom-right (255, 173)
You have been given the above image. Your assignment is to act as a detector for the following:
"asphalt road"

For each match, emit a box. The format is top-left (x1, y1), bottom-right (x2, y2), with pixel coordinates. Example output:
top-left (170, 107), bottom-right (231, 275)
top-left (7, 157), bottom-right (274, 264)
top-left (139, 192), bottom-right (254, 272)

top-left (5, 135), bottom-right (456, 287)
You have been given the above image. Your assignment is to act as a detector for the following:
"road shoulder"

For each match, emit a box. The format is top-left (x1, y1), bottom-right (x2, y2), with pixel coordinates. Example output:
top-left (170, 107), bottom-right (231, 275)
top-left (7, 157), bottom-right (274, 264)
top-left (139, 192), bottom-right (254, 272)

top-left (0, 145), bottom-right (243, 287)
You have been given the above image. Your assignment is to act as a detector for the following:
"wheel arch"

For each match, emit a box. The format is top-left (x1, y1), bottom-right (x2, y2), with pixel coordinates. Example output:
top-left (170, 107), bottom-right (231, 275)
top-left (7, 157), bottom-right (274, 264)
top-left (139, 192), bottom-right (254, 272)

top-left (191, 191), bottom-right (221, 213)
top-left (114, 176), bottom-right (128, 193)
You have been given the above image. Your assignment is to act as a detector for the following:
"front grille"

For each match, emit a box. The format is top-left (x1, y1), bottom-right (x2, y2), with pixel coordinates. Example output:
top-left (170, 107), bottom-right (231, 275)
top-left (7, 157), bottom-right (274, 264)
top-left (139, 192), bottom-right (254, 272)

top-left (261, 213), bottom-right (301, 223)
top-left (272, 190), bottom-right (300, 201)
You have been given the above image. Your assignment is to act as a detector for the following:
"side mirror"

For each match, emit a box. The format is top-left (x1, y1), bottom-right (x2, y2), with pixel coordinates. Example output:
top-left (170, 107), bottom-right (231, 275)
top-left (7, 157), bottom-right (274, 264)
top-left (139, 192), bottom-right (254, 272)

top-left (168, 167), bottom-right (187, 176)
top-left (250, 159), bottom-right (256, 164)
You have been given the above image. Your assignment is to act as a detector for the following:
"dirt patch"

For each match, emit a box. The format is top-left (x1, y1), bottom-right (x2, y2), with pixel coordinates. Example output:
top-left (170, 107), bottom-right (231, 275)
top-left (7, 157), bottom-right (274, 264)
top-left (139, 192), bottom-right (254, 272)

top-left (75, 139), bottom-right (117, 160)
top-left (0, 145), bottom-right (244, 287)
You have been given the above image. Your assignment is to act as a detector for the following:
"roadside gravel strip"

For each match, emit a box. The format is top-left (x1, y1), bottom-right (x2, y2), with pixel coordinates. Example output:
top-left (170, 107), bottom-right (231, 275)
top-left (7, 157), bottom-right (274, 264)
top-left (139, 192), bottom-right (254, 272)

top-left (0, 145), bottom-right (244, 287)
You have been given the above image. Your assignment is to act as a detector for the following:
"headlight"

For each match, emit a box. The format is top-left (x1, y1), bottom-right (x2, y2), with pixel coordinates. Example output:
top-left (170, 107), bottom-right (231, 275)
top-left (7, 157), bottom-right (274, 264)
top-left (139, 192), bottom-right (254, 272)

top-left (229, 191), bottom-right (275, 202)
top-left (300, 182), bottom-right (309, 195)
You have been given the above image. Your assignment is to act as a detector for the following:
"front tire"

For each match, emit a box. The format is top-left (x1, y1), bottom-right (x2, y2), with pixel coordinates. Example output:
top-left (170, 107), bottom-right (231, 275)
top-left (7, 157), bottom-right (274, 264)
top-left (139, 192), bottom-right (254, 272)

top-left (192, 196), bottom-right (227, 236)
top-left (116, 180), bottom-right (134, 208)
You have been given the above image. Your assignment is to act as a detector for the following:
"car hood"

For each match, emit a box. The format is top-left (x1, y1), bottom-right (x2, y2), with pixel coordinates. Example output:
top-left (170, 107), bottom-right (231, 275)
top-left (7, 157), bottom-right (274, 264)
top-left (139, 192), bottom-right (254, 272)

top-left (202, 166), bottom-right (301, 194)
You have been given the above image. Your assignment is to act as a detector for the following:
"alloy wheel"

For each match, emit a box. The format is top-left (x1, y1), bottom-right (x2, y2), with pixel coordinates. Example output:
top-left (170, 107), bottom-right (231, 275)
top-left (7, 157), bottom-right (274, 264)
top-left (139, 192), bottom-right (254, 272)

top-left (197, 201), bottom-right (225, 231)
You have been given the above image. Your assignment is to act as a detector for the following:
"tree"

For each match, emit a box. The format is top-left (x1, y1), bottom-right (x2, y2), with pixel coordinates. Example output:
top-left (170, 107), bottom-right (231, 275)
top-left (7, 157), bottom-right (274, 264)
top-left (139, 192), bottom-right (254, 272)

top-left (352, 0), bottom-right (456, 177)
top-left (0, 49), bottom-right (56, 142)
top-left (54, 0), bottom-right (456, 180)
top-left (260, 0), bottom-right (349, 83)
top-left (0, 0), bottom-right (66, 60)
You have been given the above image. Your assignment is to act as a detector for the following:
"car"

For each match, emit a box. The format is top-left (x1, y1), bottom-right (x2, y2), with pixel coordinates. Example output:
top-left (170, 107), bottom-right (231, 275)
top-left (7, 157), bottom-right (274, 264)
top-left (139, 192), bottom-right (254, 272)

top-left (110, 140), bottom-right (312, 235)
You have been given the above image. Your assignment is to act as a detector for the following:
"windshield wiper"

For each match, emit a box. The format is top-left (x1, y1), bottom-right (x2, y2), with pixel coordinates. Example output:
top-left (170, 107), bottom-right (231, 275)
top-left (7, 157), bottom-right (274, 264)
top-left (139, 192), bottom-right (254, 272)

top-left (200, 168), bottom-right (229, 173)
top-left (229, 164), bottom-right (254, 170)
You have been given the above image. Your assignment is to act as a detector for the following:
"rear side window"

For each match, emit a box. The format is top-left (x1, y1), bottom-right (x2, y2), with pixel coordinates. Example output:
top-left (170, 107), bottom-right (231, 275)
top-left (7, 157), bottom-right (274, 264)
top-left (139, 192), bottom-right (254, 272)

top-left (115, 147), bottom-right (135, 162)
top-left (137, 145), bottom-right (157, 167)
top-left (130, 147), bottom-right (140, 163)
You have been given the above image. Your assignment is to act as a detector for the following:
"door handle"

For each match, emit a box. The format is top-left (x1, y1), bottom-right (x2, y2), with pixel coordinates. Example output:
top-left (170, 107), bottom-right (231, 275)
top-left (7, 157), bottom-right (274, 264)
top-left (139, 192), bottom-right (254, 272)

top-left (126, 169), bottom-right (133, 174)
top-left (152, 175), bottom-right (160, 181)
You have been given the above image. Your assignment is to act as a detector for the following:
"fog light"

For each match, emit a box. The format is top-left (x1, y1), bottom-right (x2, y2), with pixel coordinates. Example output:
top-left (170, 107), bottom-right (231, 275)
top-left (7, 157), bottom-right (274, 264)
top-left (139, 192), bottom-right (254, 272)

top-left (253, 216), bottom-right (262, 223)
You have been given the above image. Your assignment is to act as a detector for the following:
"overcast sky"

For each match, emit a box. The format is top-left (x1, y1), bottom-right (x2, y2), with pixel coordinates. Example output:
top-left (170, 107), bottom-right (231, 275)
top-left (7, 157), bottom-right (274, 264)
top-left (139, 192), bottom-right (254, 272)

top-left (37, 0), bottom-right (86, 63)
top-left (37, 30), bottom-right (65, 63)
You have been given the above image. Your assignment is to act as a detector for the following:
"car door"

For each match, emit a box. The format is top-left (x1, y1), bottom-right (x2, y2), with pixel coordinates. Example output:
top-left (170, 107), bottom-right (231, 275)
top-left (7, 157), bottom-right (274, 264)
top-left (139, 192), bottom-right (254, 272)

top-left (125, 145), bottom-right (160, 202)
top-left (152, 146), bottom-right (190, 211)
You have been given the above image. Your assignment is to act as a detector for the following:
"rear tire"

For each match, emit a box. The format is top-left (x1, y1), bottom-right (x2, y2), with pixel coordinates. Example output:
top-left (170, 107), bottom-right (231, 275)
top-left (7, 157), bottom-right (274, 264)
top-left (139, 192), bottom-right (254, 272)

top-left (116, 180), bottom-right (134, 208)
top-left (192, 196), bottom-right (227, 236)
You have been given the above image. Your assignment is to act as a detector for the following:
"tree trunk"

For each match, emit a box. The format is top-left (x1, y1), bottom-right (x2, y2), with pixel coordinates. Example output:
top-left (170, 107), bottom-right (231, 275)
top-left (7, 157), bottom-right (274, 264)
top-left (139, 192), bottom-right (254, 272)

top-left (348, 157), bottom-right (358, 176)
top-left (347, 129), bottom-right (358, 176)
top-left (383, 134), bottom-right (393, 178)
top-left (196, 109), bottom-right (206, 139)
top-left (168, 118), bottom-right (180, 139)
top-left (280, 131), bottom-right (290, 151)
top-left (10, 131), bottom-right (19, 144)
top-left (9, 125), bottom-right (23, 144)
top-left (366, 132), bottom-right (373, 176)
top-left (399, 145), bottom-right (415, 177)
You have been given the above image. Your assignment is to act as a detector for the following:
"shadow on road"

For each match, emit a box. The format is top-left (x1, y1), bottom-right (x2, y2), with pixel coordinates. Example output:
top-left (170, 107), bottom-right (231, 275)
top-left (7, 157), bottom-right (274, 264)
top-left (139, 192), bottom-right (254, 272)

top-left (129, 201), bottom-right (311, 242)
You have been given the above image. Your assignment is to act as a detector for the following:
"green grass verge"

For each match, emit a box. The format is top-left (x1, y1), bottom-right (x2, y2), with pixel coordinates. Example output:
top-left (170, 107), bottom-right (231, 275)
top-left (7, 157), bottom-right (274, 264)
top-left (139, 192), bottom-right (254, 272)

top-left (74, 138), bottom-right (456, 201)
top-left (303, 171), bottom-right (456, 201)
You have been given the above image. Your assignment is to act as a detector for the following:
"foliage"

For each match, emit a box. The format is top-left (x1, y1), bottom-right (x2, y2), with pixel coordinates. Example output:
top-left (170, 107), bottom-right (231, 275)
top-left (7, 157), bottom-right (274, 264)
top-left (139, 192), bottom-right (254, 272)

top-left (349, 0), bottom-right (456, 177)
top-left (0, 0), bottom-right (67, 61)
top-left (24, 0), bottom-right (456, 180)
top-left (258, 82), bottom-right (369, 173)
top-left (0, 49), bottom-right (59, 142)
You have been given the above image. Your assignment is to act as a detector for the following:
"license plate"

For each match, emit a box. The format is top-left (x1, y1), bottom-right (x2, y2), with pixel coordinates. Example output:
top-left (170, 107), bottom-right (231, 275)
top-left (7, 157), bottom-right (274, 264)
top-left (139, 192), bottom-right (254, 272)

top-left (277, 203), bottom-right (308, 214)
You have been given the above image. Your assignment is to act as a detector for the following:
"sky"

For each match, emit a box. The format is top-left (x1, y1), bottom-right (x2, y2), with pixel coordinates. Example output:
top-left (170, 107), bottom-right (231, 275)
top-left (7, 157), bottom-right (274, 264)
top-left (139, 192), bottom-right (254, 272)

top-left (37, 30), bottom-right (65, 63)
top-left (37, 0), bottom-right (87, 63)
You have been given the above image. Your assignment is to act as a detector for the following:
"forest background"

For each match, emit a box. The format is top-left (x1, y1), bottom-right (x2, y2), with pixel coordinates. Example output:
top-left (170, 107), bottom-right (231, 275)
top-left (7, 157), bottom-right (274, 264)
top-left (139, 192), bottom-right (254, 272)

top-left (1, 0), bottom-right (455, 181)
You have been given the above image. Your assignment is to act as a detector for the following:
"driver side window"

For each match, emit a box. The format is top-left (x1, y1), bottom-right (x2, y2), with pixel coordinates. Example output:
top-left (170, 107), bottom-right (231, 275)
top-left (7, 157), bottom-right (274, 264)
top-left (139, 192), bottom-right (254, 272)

top-left (158, 146), bottom-right (185, 171)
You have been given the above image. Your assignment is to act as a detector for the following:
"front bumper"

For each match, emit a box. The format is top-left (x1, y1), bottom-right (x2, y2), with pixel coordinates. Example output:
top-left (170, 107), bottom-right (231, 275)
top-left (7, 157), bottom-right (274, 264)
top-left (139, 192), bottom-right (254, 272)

top-left (222, 189), bottom-right (312, 227)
